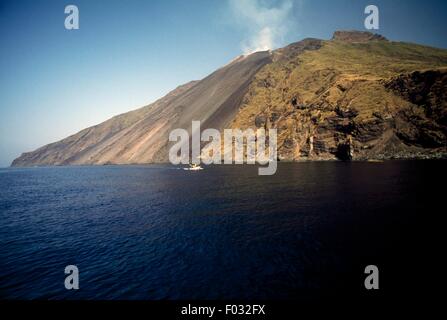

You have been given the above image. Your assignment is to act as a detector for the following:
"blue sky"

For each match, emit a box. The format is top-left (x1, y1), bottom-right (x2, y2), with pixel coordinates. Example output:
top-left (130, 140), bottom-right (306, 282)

top-left (1, 0), bottom-right (446, 167)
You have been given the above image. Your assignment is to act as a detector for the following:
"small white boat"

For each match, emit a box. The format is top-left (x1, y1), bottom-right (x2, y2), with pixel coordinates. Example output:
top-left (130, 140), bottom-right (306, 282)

top-left (183, 163), bottom-right (203, 171)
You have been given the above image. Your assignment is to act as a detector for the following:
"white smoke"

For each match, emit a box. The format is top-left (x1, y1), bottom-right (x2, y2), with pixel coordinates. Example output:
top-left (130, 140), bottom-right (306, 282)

top-left (228, 0), bottom-right (294, 54)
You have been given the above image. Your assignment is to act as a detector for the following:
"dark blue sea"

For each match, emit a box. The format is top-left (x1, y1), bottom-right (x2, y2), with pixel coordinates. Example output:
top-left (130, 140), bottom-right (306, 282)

top-left (0, 162), bottom-right (443, 300)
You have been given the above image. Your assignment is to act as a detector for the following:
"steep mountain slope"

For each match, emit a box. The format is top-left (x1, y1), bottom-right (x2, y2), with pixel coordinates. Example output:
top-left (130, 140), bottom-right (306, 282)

top-left (12, 51), bottom-right (271, 166)
top-left (231, 31), bottom-right (447, 160)
top-left (12, 31), bottom-right (447, 166)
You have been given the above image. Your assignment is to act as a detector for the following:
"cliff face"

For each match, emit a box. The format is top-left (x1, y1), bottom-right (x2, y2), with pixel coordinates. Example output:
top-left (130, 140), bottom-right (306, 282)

top-left (12, 31), bottom-right (447, 166)
top-left (230, 32), bottom-right (447, 160)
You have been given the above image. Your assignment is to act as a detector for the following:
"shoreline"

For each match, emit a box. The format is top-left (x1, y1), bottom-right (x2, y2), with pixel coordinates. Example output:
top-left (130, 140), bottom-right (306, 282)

top-left (7, 156), bottom-right (447, 169)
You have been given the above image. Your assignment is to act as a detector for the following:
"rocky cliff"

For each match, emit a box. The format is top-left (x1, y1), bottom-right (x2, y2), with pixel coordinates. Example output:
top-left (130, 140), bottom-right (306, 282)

top-left (231, 31), bottom-right (447, 160)
top-left (12, 31), bottom-right (447, 166)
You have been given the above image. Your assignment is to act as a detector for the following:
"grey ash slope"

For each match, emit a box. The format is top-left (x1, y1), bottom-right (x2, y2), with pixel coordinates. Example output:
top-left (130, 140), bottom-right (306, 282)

top-left (12, 51), bottom-right (271, 166)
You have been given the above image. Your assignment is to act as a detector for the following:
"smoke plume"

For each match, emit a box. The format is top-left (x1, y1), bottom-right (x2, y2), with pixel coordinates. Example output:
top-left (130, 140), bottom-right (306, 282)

top-left (228, 0), bottom-right (295, 54)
